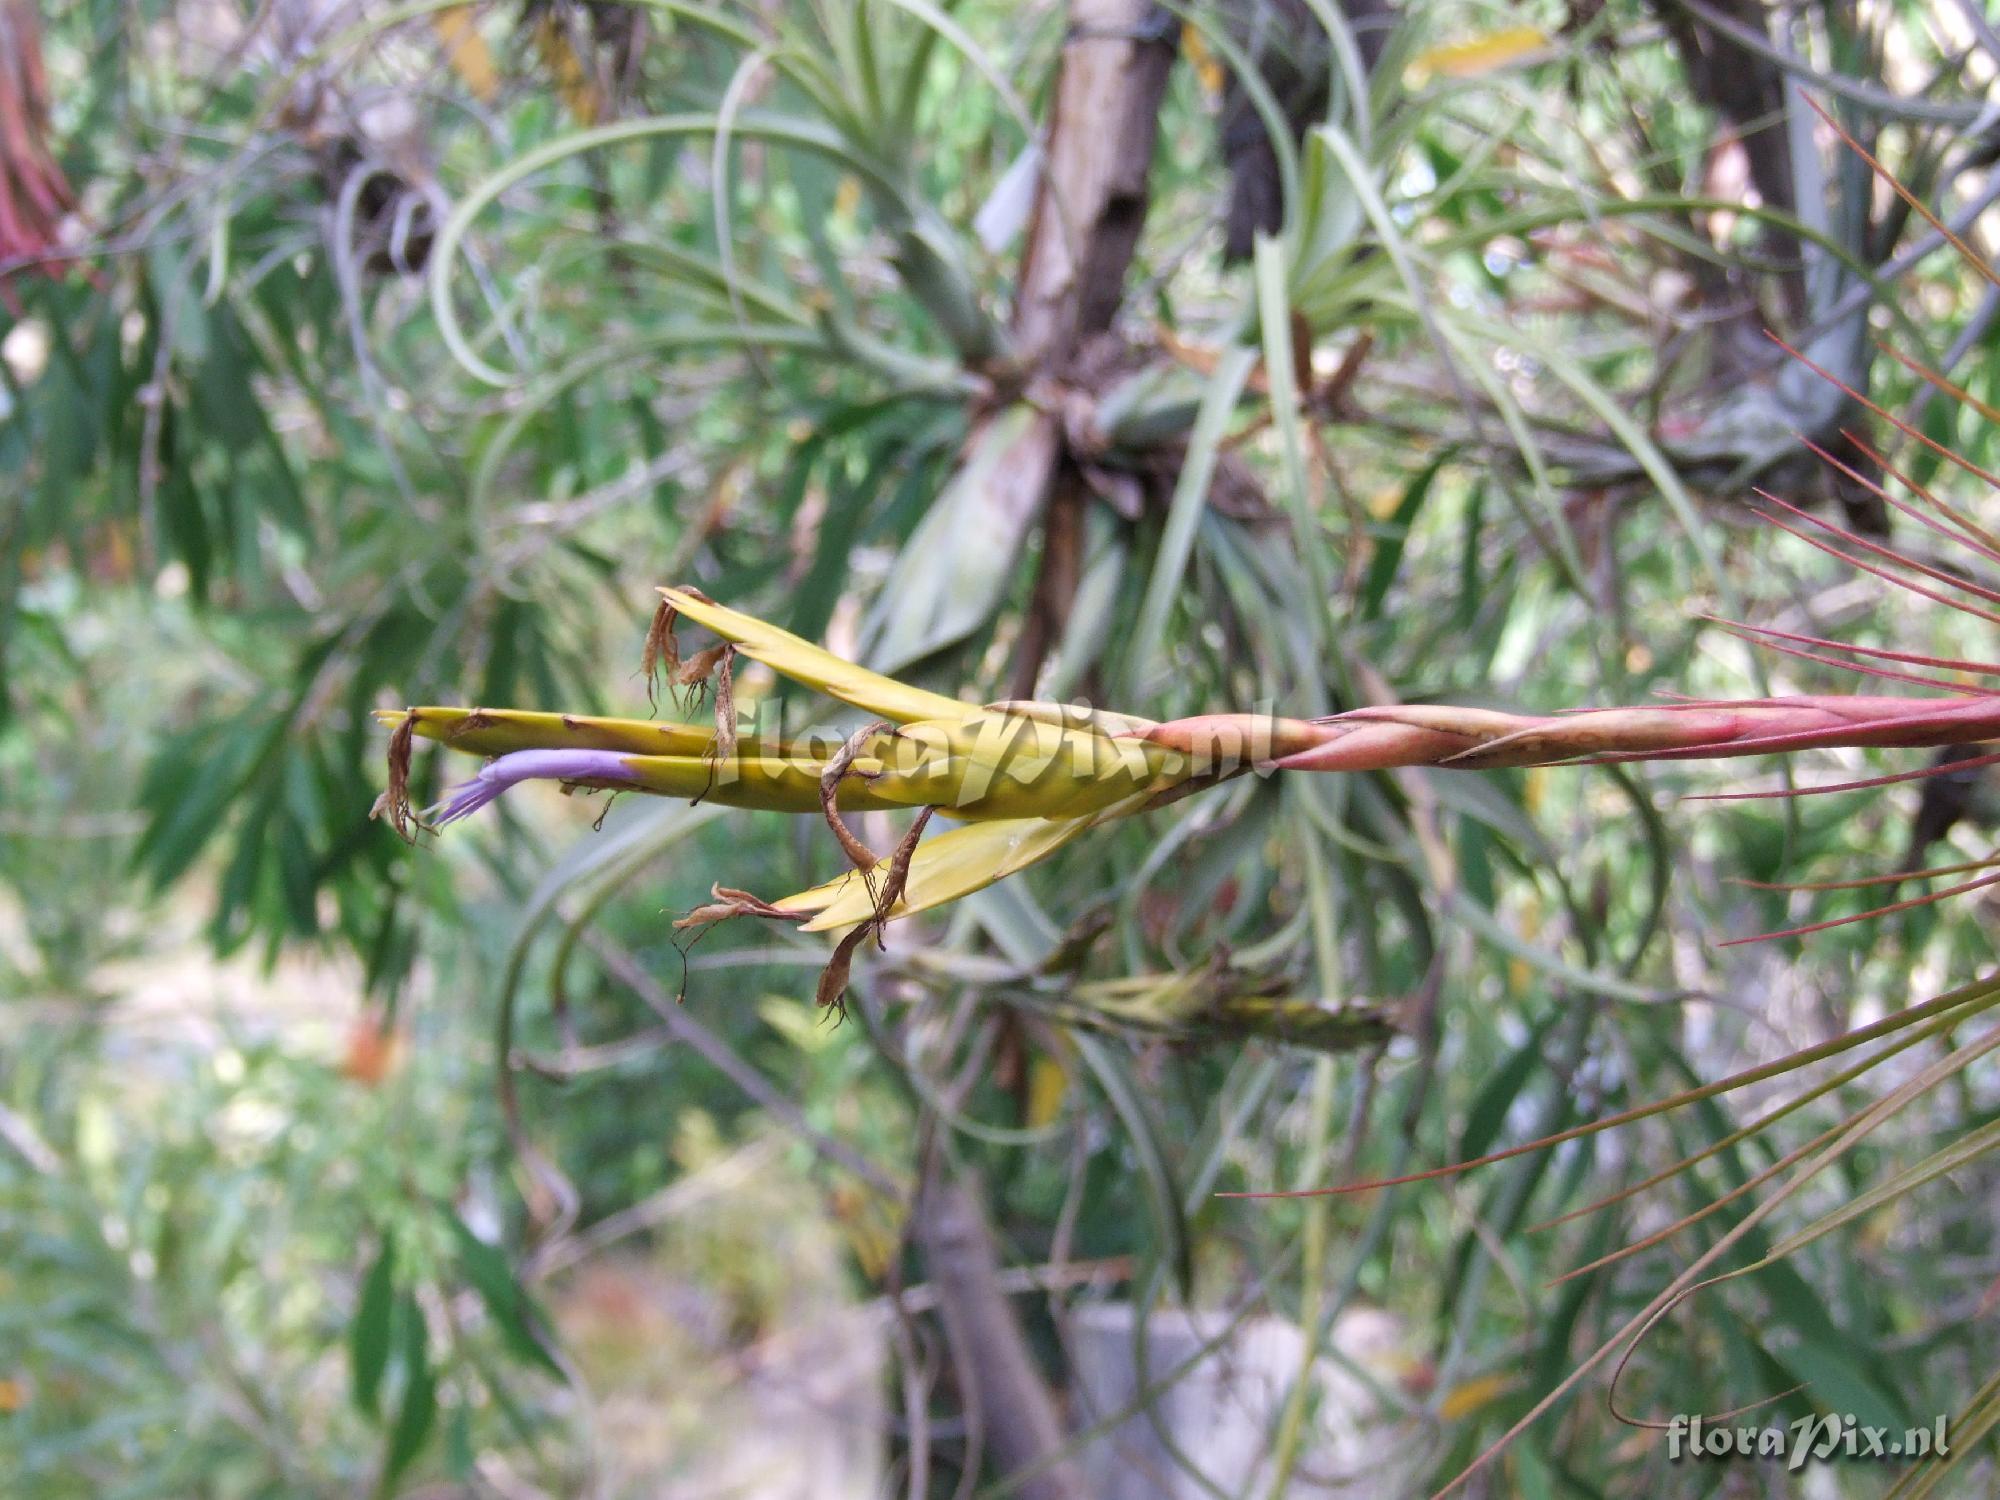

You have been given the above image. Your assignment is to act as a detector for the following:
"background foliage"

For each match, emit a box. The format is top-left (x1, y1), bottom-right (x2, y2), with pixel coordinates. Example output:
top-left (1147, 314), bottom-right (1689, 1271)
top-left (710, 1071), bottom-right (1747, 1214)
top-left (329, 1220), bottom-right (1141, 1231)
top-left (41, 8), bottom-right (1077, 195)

top-left (7, 0), bottom-right (2000, 1494)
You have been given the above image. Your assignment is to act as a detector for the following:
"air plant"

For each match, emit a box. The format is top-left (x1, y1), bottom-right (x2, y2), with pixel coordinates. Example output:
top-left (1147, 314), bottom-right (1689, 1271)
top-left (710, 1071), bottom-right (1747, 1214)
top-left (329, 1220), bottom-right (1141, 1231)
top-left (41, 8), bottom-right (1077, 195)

top-left (381, 460), bottom-right (2000, 1004)
top-left (382, 110), bottom-right (2000, 1020)
top-left (349, 50), bottom-right (2000, 1489)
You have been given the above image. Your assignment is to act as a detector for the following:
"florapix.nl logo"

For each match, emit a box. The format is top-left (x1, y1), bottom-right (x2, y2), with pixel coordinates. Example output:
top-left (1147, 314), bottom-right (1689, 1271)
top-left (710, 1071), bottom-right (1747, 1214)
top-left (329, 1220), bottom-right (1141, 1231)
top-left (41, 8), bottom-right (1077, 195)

top-left (1666, 1412), bottom-right (1950, 1473)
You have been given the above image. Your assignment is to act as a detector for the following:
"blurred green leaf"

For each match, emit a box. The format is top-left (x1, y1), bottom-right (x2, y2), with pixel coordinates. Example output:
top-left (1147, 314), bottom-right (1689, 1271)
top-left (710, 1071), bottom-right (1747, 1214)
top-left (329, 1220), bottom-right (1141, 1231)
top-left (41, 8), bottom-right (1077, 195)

top-left (449, 1215), bottom-right (563, 1380)
top-left (383, 1292), bottom-right (437, 1487)
top-left (350, 1234), bottom-right (397, 1418)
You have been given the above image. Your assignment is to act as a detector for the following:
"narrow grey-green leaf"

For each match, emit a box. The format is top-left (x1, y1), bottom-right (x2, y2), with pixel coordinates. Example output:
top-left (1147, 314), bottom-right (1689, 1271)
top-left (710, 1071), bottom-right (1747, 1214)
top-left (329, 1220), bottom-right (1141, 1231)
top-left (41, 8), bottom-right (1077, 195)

top-left (350, 1233), bottom-right (396, 1418)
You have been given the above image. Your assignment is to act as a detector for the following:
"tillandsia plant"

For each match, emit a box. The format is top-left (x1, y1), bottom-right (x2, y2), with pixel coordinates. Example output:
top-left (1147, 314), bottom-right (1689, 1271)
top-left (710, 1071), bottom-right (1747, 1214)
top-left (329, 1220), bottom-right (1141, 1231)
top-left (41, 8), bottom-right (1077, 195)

top-left (381, 413), bottom-right (2000, 1008)
top-left (365, 83), bottom-right (2000, 1482)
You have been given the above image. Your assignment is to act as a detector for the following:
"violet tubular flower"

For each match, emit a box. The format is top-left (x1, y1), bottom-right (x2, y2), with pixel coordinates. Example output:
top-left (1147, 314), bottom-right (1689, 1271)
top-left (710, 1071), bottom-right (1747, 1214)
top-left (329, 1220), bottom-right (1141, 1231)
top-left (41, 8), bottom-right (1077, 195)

top-left (424, 749), bottom-right (643, 828)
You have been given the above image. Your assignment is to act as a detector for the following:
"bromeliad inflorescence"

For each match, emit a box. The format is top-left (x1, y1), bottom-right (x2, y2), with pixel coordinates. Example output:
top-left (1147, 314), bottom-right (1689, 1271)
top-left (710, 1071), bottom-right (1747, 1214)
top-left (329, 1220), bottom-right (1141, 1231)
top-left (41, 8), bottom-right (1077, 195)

top-left (378, 576), bottom-right (2000, 1007)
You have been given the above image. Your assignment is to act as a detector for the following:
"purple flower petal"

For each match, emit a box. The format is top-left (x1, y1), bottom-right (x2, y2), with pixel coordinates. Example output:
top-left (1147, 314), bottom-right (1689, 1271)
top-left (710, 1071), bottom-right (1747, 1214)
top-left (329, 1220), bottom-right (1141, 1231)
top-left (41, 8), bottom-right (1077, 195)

top-left (423, 749), bottom-right (643, 828)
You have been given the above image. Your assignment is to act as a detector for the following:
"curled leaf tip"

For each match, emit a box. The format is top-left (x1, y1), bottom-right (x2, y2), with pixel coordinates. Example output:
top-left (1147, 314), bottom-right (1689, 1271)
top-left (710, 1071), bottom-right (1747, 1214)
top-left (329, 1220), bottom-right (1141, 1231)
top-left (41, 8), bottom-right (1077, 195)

top-left (674, 884), bottom-right (797, 930)
top-left (640, 597), bottom-right (680, 709)
top-left (710, 645), bottom-right (738, 763)
top-left (677, 642), bottom-right (729, 691)
top-left (817, 806), bottom-right (934, 1013)
top-left (372, 710), bottom-right (421, 843)
top-left (821, 720), bottom-right (892, 873)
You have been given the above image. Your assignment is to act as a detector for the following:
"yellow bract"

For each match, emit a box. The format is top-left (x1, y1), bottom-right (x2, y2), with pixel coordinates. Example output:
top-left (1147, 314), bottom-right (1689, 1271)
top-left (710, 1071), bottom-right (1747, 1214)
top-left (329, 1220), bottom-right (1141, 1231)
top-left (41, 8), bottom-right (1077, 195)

top-left (380, 706), bottom-right (737, 758)
top-left (656, 587), bottom-right (968, 726)
top-left (776, 810), bottom-right (1116, 931)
